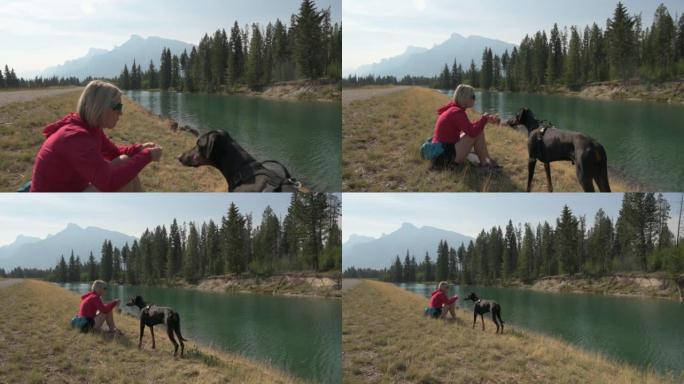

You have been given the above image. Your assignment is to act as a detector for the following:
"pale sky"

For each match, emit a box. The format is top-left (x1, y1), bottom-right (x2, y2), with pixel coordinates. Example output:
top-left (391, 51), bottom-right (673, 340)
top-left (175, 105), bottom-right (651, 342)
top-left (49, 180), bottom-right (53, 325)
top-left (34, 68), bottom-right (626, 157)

top-left (1, 0), bottom-right (341, 77)
top-left (342, 193), bottom-right (683, 243)
top-left (343, 0), bottom-right (684, 75)
top-left (0, 194), bottom-right (293, 247)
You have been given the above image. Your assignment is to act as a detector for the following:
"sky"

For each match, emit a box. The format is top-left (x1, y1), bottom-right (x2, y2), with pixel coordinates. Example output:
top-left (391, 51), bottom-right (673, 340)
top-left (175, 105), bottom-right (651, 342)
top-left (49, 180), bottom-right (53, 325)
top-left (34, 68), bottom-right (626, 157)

top-left (343, 0), bottom-right (684, 74)
top-left (342, 193), bottom-right (684, 243)
top-left (0, 0), bottom-right (341, 77)
top-left (0, 193), bottom-right (293, 247)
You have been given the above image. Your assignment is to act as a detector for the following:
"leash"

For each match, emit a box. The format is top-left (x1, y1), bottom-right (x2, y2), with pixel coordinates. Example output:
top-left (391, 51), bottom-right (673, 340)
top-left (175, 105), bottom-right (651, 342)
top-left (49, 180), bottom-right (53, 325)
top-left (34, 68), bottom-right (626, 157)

top-left (535, 120), bottom-right (553, 162)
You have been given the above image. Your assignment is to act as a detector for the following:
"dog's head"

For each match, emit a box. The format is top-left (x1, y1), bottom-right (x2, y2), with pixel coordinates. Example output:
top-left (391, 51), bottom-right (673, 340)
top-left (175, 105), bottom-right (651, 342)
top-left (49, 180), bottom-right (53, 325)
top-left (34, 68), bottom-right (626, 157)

top-left (506, 108), bottom-right (538, 132)
top-left (126, 295), bottom-right (145, 309)
top-left (178, 130), bottom-right (238, 168)
top-left (465, 292), bottom-right (479, 302)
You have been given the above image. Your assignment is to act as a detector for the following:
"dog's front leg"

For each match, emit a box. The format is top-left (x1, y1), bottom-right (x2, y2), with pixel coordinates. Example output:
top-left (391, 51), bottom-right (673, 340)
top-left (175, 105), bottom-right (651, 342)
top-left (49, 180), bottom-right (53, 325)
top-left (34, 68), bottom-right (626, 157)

top-left (150, 326), bottom-right (156, 349)
top-left (544, 162), bottom-right (553, 192)
top-left (527, 158), bottom-right (537, 192)
top-left (472, 312), bottom-right (477, 328)
top-left (481, 314), bottom-right (485, 331)
top-left (138, 321), bottom-right (144, 349)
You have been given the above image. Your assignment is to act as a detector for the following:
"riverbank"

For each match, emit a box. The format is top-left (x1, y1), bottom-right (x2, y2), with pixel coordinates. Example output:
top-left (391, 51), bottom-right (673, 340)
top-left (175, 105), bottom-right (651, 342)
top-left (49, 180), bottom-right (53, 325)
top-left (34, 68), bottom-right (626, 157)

top-left (342, 86), bottom-right (631, 192)
top-left (0, 90), bottom-right (225, 191)
top-left (529, 273), bottom-right (684, 301)
top-left (193, 272), bottom-right (341, 298)
top-left (230, 80), bottom-right (341, 102)
top-left (343, 279), bottom-right (678, 384)
top-left (542, 80), bottom-right (684, 104)
top-left (0, 279), bottom-right (305, 384)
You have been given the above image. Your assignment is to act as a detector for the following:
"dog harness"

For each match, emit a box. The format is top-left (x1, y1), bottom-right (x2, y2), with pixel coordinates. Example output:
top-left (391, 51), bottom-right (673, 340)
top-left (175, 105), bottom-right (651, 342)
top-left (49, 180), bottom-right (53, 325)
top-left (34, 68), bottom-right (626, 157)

top-left (229, 160), bottom-right (303, 192)
top-left (534, 121), bottom-right (552, 162)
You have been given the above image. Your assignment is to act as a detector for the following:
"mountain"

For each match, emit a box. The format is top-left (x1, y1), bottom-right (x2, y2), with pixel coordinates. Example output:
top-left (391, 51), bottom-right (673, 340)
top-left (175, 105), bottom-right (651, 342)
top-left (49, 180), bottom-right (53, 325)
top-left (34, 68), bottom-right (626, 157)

top-left (342, 223), bottom-right (474, 270)
top-left (0, 224), bottom-right (137, 270)
top-left (351, 33), bottom-right (516, 78)
top-left (343, 234), bottom-right (375, 249)
top-left (41, 34), bottom-right (195, 80)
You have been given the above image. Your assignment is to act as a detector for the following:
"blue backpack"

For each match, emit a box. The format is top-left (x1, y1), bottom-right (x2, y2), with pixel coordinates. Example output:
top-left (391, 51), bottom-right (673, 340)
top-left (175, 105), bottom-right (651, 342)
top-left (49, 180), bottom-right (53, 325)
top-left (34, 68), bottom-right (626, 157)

top-left (420, 138), bottom-right (444, 160)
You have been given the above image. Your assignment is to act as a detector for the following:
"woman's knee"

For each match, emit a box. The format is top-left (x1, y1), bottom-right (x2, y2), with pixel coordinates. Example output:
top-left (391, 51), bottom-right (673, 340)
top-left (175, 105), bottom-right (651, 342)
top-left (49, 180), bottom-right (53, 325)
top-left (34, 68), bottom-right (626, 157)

top-left (110, 154), bottom-right (130, 166)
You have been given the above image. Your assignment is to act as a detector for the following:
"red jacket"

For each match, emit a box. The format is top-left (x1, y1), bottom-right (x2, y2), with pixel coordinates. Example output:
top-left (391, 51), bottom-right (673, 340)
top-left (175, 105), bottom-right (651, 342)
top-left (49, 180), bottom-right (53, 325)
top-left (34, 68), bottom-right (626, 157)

top-left (78, 291), bottom-right (117, 318)
top-left (433, 102), bottom-right (487, 144)
top-left (429, 289), bottom-right (458, 309)
top-left (30, 113), bottom-right (152, 192)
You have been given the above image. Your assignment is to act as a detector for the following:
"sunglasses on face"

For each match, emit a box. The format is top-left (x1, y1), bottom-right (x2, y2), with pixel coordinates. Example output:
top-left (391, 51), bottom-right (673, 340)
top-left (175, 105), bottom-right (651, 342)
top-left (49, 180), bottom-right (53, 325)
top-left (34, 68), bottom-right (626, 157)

top-left (111, 102), bottom-right (123, 112)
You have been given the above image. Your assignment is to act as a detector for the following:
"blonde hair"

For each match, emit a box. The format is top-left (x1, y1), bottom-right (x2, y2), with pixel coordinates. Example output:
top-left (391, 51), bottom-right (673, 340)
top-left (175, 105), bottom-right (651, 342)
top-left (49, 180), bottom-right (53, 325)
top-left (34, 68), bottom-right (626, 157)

top-left (438, 281), bottom-right (449, 290)
top-left (453, 84), bottom-right (475, 108)
top-left (77, 80), bottom-right (121, 128)
top-left (91, 279), bottom-right (107, 293)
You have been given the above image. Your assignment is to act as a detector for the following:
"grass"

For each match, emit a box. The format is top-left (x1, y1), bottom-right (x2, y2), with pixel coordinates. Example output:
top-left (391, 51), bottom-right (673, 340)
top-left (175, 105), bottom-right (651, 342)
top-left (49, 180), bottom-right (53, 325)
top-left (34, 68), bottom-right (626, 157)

top-left (0, 90), bottom-right (225, 191)
top-left (0, 279), bottom-right (306, 384)
top-left (342, 279), bottom-right (680, 384)
top-left (342, 86), bottom-right (632, 192)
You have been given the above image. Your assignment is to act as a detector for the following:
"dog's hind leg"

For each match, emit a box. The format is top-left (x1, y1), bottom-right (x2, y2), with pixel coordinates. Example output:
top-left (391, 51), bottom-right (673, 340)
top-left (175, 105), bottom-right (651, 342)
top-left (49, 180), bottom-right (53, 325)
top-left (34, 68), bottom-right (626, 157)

top-left (149, 326), bottom-right (156, 349)
top-left (491, 312), bottom-right (500, 334)
top-left (138, 321), bottom-right (145, 349)
top-left (544, 162), bottom-right (553, 192)
top-left (166, 325), bottom-right (179, 357)
top-left (174, 315), bottom-right (186, 357)
top-left (577, 163), bottom-right (595, 192)
top-left (527, 158), bottom-right (537, 192)
top-left (594, 147), bottom-right (611, 192)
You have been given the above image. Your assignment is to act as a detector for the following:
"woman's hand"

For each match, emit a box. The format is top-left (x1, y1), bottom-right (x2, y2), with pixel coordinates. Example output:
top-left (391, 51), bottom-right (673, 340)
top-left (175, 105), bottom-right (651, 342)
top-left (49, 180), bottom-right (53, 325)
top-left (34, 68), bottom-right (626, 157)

top-left (149, 146), bottom-right (163, 161)
top-left (141, 142), bottom-right (157, 149)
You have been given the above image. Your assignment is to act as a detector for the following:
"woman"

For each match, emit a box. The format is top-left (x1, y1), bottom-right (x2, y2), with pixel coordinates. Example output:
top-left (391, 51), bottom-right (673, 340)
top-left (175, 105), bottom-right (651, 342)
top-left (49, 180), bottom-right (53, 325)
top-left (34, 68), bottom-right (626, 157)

top-left (30, 80), bottom-right (163, 192)
top-left (75, 280), bottom-right (122, 334)
top-left (426, 281), bottom-right (459, 320)
top-left (431, 84), bottom-right (501, 169)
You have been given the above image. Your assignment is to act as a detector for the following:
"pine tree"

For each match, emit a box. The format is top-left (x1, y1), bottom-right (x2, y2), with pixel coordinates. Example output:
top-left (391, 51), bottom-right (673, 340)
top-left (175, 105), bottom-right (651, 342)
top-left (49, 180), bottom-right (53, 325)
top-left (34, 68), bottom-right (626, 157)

top-left (183, 222), bottom-right (200, 283)
top-left (294, 0), bottom-right (324, 79)
top-left (120, 64), bottom-right (130, 89)
top-left (546, 24), bottom-right (563, 84)
top-left (160, 48), bottom-right (172, 90)
top-left (56, 255), bottom-right (68, 282)
top-left (100, 240), bottom-right (113, 281)
top-left (147, 60), bottom-right (158, 89)
top-left (564, 26), bottom-right (582, 90)
top-left (503, 221), bottom-right (518, 280)
top-left (87, 251), bottom-right (97, 281)
top-left (246, 24), bottom-right (265, 90)
top-left (436, 240), bottom-right (450, 281)
top-left (423, 253), bottom-right (434, 282)
top-left (606, 2), bottom-right (637, 80)
top-left (480, 48), bottom-right (493, 89)
top-left (227, 22), bottom-right (245, 86)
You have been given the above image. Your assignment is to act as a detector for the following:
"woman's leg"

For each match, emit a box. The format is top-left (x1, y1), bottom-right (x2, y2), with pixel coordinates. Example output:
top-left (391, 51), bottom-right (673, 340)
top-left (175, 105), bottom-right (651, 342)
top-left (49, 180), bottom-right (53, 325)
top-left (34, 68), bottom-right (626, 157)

top-left (447, 303), bottom-right (457, 319)
top-left (454, 133), bottom-right (478, 164)
top-left (93, 312), bottom-right (106, 330)
top-left (110, 155), bottom-right (144, 192)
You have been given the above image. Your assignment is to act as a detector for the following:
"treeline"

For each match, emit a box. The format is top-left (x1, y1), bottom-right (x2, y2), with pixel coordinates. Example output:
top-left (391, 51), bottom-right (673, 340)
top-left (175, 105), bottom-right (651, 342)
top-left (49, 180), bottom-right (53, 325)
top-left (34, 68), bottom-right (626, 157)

top-left (116, 0), bottom-right (341, 93)
top-left (0, 64), bottom-right (84, 89)
top-left (344, 2), bottom-right (684, 91)
top-left (48, 193), bottom-right (341, 284)
top-left (344, 193), bottom-right (684, 284)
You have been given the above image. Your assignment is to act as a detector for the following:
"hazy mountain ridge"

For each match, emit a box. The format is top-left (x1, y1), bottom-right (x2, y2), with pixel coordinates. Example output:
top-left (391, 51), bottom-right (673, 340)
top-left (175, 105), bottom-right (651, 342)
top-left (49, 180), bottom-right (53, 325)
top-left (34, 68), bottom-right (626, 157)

top-left (343, 223), bottom-right (474, 269)
top-left (350, 33), bottom-right (516, 77)
top-left (0, 224), bottom-right (137, 269)
top-left (41, 35), bottom-right (195, 79)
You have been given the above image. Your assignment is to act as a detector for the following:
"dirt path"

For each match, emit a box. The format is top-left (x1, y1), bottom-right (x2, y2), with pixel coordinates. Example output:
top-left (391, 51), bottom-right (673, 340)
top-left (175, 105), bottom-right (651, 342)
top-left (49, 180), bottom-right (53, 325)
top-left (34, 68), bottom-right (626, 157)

top-left (342, 278), bottom-right (362, 291)
top-left (342, 86), bottom-right (411, 106)
top-left (0, 87), bottom-right (82, 107)
top-left (0, 278), bottom-right (22, 289)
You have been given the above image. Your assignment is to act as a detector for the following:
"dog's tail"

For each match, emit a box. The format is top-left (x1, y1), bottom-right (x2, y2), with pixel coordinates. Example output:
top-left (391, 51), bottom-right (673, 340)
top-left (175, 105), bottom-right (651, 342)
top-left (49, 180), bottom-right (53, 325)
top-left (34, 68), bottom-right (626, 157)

top-left (594, 144), bottom-right (611, 192)
top-left (174, 314), bottom-right (189, 342)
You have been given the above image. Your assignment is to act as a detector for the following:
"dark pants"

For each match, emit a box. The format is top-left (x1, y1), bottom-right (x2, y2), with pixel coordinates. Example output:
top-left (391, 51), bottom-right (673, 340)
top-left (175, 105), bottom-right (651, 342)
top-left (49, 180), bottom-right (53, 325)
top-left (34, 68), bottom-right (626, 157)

top-left (431, 143), bottom-right (456, 169)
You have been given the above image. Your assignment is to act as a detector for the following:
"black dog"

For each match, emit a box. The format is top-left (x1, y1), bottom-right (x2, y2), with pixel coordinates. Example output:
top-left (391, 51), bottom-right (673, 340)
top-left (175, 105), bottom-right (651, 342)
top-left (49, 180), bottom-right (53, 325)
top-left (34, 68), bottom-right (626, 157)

top-left (126, 295), bottom-right (187, 357)
top-left (507, 108), bottom-right (611, 192)
top-left (178, 130), bottom-right (306, 192)
top-left (465, 292), bottom-right (504, 334)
